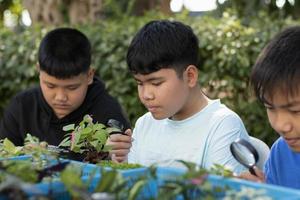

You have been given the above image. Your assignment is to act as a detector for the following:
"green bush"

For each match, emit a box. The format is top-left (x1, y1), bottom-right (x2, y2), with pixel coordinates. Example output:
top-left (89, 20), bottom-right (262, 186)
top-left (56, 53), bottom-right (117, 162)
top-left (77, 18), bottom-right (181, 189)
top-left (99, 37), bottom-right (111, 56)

top-left (0, 12), bottom-right (298, 146)
top-left (0, 26), bottom-right (42, 112)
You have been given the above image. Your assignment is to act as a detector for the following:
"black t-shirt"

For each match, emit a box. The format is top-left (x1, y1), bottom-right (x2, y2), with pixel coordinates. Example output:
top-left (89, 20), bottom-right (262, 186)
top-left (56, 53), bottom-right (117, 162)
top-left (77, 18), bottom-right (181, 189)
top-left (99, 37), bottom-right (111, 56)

top-left (0, 77), bottom-right (130, 146)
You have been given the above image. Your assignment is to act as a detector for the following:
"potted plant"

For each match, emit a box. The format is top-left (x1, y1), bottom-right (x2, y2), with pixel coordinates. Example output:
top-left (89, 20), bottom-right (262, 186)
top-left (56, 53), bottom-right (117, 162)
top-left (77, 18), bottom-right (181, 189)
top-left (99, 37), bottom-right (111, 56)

top-left (0, 149), bottom-right (70, 199)
top-left (59, 115), bottom-right (121, 163)
top-left (61, 164), bottom-right (148, 200)
top-left (0, 133), bottom-right (58, 161)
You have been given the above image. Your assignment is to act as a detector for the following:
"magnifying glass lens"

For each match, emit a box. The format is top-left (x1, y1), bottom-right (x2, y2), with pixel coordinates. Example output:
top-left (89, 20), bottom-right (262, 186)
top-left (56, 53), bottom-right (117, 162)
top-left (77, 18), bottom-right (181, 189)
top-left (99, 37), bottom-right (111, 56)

top-left (231, 143), bottom-right (256, 167)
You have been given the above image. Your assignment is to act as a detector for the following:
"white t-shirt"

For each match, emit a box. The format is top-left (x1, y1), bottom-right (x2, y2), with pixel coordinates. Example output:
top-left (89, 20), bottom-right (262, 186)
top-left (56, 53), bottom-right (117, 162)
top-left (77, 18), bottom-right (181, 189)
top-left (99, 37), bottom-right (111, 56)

top-left (128, 99), bottom-right (249, 174)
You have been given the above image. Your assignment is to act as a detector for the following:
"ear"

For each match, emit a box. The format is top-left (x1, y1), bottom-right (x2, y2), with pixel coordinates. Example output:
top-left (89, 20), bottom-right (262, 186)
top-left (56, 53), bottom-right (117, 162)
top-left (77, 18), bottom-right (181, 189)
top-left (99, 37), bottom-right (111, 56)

top-left (87, 68), bottom-right (95, 85)
top-left (184, 65), bottom-right (198, 87)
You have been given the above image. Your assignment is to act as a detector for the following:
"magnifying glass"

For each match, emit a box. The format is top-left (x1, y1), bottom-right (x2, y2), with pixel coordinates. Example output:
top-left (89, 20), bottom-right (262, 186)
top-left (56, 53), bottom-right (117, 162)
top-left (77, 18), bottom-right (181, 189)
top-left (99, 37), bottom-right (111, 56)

top-left (107, 119), bottom-right (125, 135)
top-left (230, 139), bottom-right (259, 176)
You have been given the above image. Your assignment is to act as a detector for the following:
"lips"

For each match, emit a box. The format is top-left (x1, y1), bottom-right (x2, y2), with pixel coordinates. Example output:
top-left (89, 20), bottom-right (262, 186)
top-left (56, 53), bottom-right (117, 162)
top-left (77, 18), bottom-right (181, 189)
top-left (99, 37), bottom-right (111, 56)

top-left (147, 107), bottom-right (158, 113)
top-left (146, 105), bottom-right (159, 113)
top-left (53, 104), bottom-right (70, 109)
top-left (284, 137), bottom-right (300, 146)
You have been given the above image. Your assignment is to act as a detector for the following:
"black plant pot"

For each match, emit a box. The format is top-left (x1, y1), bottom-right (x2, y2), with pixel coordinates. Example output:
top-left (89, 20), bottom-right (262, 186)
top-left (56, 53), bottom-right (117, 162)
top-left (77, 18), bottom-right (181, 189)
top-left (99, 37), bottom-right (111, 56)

top-left (58, 150), bottom-right (109, 164)
top-left (58, 150), bottom-right (85, 161)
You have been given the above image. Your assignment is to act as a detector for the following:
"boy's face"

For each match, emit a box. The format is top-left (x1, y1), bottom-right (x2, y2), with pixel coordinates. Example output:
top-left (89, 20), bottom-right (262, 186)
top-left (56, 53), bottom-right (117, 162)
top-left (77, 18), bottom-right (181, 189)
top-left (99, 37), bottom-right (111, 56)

top-left (134, 67), bottom-right (197, 121)
top-left (39, 69), bottom-right (94, 119)
top-left (265, 89), bottom-right (300, 152)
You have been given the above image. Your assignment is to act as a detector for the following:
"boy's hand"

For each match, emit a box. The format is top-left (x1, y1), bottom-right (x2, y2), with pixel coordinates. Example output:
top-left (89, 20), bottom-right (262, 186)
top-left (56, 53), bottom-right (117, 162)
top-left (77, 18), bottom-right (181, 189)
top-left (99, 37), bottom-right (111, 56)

top-left (106, 129), bottom-right (132, 163)
top-left (238, 167), bottom-right (265, 183)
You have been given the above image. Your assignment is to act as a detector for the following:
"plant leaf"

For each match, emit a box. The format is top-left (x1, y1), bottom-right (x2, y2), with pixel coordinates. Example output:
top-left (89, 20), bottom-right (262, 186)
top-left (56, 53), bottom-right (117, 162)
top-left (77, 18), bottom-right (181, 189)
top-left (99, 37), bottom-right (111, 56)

top-left (93, 130), bottom-right (108, 144)
top-left (63, 124), bottom-right (75, 131)
top-left (60, 165), bottom-right (86, 198)
top-left (128, 179), bottom-right (148, 200)
top-left (95, 170), bottom-right (118, 192)
top-left (58, 137), bottom-right (71, 147)
top-left (93, 123), bottom-right (106, 131)
top-left (3, 138), bottom-right (17, 154)
top-left (80, 127), bottom-right (93, 137)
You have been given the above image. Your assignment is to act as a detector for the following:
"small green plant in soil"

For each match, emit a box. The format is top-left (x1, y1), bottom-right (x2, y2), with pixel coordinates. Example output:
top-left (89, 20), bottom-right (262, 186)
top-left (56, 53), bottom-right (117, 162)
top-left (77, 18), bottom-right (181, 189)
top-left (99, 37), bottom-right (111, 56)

top-left (0, 158), bottom-right (71, 200)
top-left (0, 134), bottom-right (67, 183)
top-left (61, 160), bottom-right (271, 200)
top-left (0, 160), bottom-right (39, 183)
top-left (61, 165), bottom-right (145, 200)
top-left (59, 114), bottom-right (120, 163)
top-left (60, 165), bottom-right (88, 198)
top-left (0, 158), bottom-right (70, 183)
top-left (0, 134), bottom-right (57, 160)
top-left (154, 161), bottom-right (227, 199)
top-left (0, 138), bottom-right (23, 157)
top-left (155, 161), bottom-right (271, 199)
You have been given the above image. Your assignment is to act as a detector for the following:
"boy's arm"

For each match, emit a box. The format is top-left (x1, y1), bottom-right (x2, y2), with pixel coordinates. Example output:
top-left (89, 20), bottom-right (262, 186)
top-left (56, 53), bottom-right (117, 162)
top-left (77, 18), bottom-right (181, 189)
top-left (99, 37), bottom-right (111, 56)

top-left (204, 114), bottom-right (250, 174)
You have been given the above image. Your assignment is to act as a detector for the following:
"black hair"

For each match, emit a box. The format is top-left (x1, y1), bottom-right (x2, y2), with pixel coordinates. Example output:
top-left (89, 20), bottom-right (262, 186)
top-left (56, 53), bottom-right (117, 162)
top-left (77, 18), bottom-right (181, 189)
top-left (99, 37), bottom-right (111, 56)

top-left (126, 20), bottom-right (199, 77)
top-left (38, 27), bottom-right (91, 79)
top-left (251, 26), bottom-right (300, 104)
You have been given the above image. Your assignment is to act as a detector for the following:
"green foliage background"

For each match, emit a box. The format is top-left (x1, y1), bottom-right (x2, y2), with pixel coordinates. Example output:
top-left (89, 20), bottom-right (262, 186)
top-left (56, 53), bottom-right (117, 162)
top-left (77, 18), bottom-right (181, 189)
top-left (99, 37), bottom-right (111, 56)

top-left (0, 11), bottom-right (299, 146)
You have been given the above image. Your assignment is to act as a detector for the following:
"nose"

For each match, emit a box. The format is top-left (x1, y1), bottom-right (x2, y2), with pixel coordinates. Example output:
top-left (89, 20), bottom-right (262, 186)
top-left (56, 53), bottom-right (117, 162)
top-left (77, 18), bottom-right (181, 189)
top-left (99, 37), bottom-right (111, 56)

top-left (55, 89), bottom-right (68, 102)
top-left (272, 112), bottom-right (293, 134)
top-left (139, 85), bottom-right (154, 101)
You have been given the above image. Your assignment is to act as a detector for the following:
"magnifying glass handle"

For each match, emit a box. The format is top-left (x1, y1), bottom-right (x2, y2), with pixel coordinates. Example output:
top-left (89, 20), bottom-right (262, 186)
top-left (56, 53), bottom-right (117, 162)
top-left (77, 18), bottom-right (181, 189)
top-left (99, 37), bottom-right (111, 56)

top-left (249, 167), bottom-right (257, 176)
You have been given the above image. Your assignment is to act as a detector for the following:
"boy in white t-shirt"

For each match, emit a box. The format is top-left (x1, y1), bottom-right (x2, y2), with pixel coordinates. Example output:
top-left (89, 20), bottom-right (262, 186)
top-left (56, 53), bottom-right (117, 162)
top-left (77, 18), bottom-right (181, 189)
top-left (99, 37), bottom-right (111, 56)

top-left (126, 20), bottom-right (249, 173)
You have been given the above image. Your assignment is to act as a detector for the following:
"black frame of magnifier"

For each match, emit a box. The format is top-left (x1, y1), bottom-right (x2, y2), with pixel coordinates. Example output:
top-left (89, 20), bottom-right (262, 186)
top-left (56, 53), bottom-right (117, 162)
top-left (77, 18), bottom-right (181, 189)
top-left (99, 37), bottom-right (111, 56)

top-left (230, 138), bottom-right (259, 169)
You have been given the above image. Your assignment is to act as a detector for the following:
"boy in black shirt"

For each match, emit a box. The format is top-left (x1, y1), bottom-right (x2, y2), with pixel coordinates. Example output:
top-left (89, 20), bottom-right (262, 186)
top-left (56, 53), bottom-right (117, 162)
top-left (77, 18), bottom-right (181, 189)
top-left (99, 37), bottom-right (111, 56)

top-left (0, 28), bottom-right (132, 162)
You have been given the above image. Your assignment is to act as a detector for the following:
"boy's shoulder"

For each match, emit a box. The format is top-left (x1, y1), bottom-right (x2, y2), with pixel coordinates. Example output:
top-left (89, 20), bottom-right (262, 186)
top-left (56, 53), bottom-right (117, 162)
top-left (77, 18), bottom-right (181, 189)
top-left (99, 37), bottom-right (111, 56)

top-left (86, 77), bottom-right (122, 108)
top-left (206, 99), bottom-right (237, 115)
top-left (135, 112), bottom-right (154, 124)
top-left (200, 99), bottom-right (242, 125)
top-left (269, 137), bottom-right (298, 161)
top-left (12, 86), bottom-right (40, 104)
top-left (270, 137), bottom-right (289, 152)
top-left (3, 86), bottom-right (41, 116)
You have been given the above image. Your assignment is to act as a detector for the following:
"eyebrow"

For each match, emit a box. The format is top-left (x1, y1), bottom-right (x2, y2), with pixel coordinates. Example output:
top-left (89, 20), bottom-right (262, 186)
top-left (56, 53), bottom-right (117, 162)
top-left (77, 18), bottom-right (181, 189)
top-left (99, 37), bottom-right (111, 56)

top-left (282, 102), bottom-right (300, 108)
top-left (134, 77), bottom-right (164, 82)
top-left (43, 80), bottom-right (81, 87)
top-left (266, 101), bottom-right (300, 108)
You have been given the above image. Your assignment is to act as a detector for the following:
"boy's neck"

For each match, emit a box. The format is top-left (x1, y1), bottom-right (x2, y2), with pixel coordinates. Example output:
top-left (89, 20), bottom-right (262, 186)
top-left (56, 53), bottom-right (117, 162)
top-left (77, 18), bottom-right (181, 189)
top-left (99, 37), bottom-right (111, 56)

top-left (171, 88), bottom-right (209, 121)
